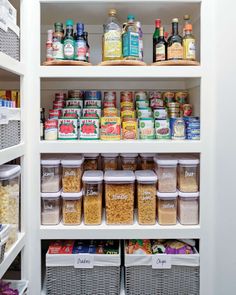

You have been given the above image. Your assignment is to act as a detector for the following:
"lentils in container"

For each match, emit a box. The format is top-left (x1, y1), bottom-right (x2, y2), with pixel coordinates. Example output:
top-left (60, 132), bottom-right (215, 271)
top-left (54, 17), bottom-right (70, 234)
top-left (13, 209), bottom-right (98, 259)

top-left (121, 153), bottom-right (138, 171)
top-left (157, 191), bottom-right (178, 225)
top-left (41, 157), bottom-right (61, 193)
top-left (41, 191), bottom-right (61, 225)
top-left (178, 157), bottom-right (199, 192)
top-left (62, 191), bottom-right (82, 225)
top-left (178, 191), bottom-right (199, 225)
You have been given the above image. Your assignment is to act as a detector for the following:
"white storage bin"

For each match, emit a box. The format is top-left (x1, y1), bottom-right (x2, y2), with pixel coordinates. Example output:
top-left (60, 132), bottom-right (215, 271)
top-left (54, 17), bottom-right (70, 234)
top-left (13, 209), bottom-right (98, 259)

top-left (157, 191), bottom-right (178, 225)
top-left (41, 157), bottom-right (61, 193)
top-left (178, 157), bottom-right (199, 193)
top-left (41, 191), bottom-right (61, 225)
top-left (62, 191), bottom-right (82, 225)
top-left (178, 191), bottom-right (199, 225)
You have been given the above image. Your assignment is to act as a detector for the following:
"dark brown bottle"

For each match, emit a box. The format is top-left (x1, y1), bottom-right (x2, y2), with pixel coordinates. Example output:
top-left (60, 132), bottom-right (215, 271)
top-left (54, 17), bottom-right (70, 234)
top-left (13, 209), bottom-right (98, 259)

top-left (153, 19), bottom-right (161, 62)
top-left (155, 27), bottom-right (167, 62)
top-left (167, 18), bottom-right (183, 60)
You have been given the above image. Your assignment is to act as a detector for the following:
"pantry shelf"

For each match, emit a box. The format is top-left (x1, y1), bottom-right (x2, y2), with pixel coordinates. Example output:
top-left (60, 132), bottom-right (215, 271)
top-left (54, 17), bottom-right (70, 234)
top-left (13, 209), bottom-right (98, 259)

top-left (0, 53), bottom-right (25, 76)
top-left (0, 143), bottom-right (25, 165)
top-left (0, 233), bottom-right (26, 278)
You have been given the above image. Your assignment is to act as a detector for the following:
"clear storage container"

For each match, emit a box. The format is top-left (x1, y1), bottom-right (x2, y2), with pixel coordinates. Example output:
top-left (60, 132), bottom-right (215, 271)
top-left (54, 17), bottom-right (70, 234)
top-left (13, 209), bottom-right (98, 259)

top-left (155, 156), bottom-right (178, 193)
top-left (104, 170), bottom-right (135, 225)
top-left (84, 153), bottom-right (99, 171)
top-left (157, 191), bottom-right (178, 225)
top-left (41, 157), bottom-right (61, 193)
top-left (178, 158), bottom-right (199, 192)
top-left (82, 171), bottom-right (103, 225)
top-left (62, 191), bottom-right (82, 225)
top-left (135, 170), bottom-right (157, 225)
top-left (61, 155), bottom-right (84, 193)
top-left (101, 153), bottom-right (119, 171)
top-left (178, 191), bottom-right (199, 225)
top-left (0, 165), bottom-right (20, 250)
top-left (140, 153), bottom-right (155, 170)
top-left (41, 191), bottom-right (61, 225)
top-left (121, 153), bottom-right (138, 171)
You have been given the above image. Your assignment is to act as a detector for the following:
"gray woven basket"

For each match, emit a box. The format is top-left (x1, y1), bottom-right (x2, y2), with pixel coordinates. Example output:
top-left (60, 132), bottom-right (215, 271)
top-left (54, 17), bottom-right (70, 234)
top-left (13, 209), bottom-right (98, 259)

top-left (0, 27), bottom-right (20, 60)
top-left (0, 241), bottom-right (6, 264)
top-left (125, 265), bottom-right (200, 295)
top-left (0, 120), bottom-right (21, 150)
top-left (46, 265), bottom-right (121, 295)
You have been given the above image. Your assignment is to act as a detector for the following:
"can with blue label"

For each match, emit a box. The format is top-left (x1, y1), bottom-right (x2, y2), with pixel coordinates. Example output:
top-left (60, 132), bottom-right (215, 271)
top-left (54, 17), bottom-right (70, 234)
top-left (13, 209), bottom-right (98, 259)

top-left (170, 117), bottom-right (186, 140)
top-left (184, 117), bottom-right (200, 140)
top-left (85, 90), bottom-right (102, 100)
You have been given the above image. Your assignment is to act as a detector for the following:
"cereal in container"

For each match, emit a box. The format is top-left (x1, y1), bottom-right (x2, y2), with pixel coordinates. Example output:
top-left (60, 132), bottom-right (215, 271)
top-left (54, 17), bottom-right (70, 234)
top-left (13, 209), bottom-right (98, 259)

top-left (41, 156), bottom-right (61, 193)
top-left (84, 154), bottom-right (99, 171)
top-left (61, 155), bottom-right (84, 193)
top-left (178, 157), bottom-right (199, 192)
top-left (82, 171), bottom-right (103, 225)
top-left (101, 153), bottom-right (119, 171)
top-left (120, 154), bottom-right (138, 171)
top-left (104, 170), bottom-right (135, 225)
top-left (157, 191), bottom-right (178, 225)
top-left (140, 153), bottom-right (155, 170)
top-left (41, 191), bottom-right (61, 225)
top-left (62, 191), bottom-right (82, 225)
top-left (178, 191), bottom-right (199, 225)
top-left (135, 170), bottom-right (157, 225)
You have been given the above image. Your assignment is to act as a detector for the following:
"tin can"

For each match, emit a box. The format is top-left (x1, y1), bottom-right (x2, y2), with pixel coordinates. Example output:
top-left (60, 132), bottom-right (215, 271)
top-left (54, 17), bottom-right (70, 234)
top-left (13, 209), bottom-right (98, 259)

top-left (44, 119), bottom-right (58, 141)
top-left (139, 118), bottom-right (155, 140)
top-left (65, 99), bottom-right (83, 109)
top-left (103, 101), bottom-right (116, 108)
top-left (121, 101), bottom-right (134, 109)
top-left (150, 97), bottom-right (164, 108)
top-left (168, 102), bottom-right (180, 109)
top-left (85, 90), bottom-right (102, 100)
top-left (149, 91), bottom-right (162, 100)
top-left (103, 107), bottom-right (118, 117)
top-left (58, 117), bottom-right (78, 140)
top-left (137, 107), bottom-right (153, 118)
top-left (83, 107), bottom-right (101, 118)
top-left (120, 91), bottom-right (133, 102)
top-left (135, 91), bottom-right (147, 101)
top-left (80, 117), bottom-right (100, 140)
top-left (136, 100), bottom-right (149, 108)
top-left (170, 118), bottom-right (186, 140)
top-left (121, 109), bottom-right (136, 119)
top-left (49, 109), bottom-right (62, 119)
top-left (182, 104), bottom-right (193, 117)
top-left (101, 117), bottom-right (121, 140)
top-left (84, 99), bottom-right (102, 108)
top-left (184, 117), bottom-right (200, 140)
top-left (163, 91), bottom-right (175, 105)
top-left (175, 91), bottom-right (188, 104)
top-left (153, 107), bottom-right (167, 119)
top-left (53, 100), bottom-right (64, 109)
top-left (155, 119), bottom-right (171, 139)
top-left (104, 91), bottom-right (116, 101)
top-left (55, 92), bottom-right (65, 101)
top-left (122, 120), bottom-right (138, 140)
top-left (62, 107), bottom-right (81, 118)
top-left (68, 90), bottom-right (84, 99)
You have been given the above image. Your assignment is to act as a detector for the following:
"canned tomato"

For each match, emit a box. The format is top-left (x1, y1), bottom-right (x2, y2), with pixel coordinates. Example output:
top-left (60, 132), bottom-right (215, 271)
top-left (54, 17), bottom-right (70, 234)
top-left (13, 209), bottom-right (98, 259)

top-left (68, 90), bottom-right (84, 99)
top-left (49, 109), bottom-right (62, 119)
top-left (83, 107), bottom-right (101, 118)
top-left (44, 119), bottom-right (58, 141)
top-left (137, 107), bottom-right (153, 118)
top-left (62, 107), bottom-right (81, 118)
top-left (84, 99), bottom-right (102, 108)
top-left (163, 91), bottom-right (175, 105)
top-left (182, 104), bottom-right (193, 117)
top-left (65, 99), bottom-right (83, 109)
top-left (120, 91), bottom-right (133, 101)
top-left (135, 91), bottom-right (147, 101)
top-left (58, 117), bottom-right (78, 140)
top-left (85, 90), bottom-right (102, 100)
top-left (170, 118), bottom-right (186, 140)
top-left (175, 91), bottom-right (189, 104)
top-left (53, 100), bottom-right (64, 109)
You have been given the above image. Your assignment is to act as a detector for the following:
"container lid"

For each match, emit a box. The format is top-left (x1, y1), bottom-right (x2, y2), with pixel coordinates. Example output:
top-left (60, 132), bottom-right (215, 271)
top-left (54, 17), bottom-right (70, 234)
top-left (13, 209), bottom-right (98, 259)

top-left (135, 170), bottom-right (157, 182)
top-left (0, 165), bottom-right (21, 179)
top-left (121, 153), bottom-right (138, 158)
top-left (82, 170), bottom-right (103, 182)
top-left (41, 156), bottom-right (61, 165)
top-left (179, 157), bottom-right (199, 165)
top-left (61, 190), bottom-right (83, 199)
top-left (104, 170), bottom-right (135, 182)
top-left (41, 190), bottom-right (61, 198)
top-left (179, 191), bottom-right (199, 198)
top-left (101, 153), bottom-right (119, 158)
top-left (84, 153), bottom-right (99, 158)
top-left (154, 155), bottom-right (178, 165)
top-left (157, 191), bottom-right (178, 198)
top-left (140, 153), bottom-right (155, 158)
top-left (61, 154), bottom-right (84, 165)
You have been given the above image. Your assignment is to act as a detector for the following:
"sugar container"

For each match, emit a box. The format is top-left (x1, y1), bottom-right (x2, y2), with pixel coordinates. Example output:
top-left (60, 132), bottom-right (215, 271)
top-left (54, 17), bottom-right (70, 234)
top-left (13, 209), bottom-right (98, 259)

top-left (41, 191), bottom-right (61, 225)
top-left (157, 191), bottom-right (178, 225)
top-left (178, 157), bottom-right (199, 192)
top-left (41, 156), bottom-right (61, 193)
top-left (178, 191), bottom-right (199, 225)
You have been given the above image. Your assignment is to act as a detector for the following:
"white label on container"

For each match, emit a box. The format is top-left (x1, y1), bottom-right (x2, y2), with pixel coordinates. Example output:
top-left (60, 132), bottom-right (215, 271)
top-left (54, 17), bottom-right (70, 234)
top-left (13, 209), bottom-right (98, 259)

top-left (74, 255), bottom-right (94, 269)
top-left (112, 194), bottom-right (128, 200)
top-left (152, 255), bottom-right (172, 269)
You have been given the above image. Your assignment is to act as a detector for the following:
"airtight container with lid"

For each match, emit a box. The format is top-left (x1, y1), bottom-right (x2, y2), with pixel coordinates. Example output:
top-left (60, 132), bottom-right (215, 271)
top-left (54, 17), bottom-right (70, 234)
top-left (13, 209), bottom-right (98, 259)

top-left (101, 153), bottom-right (119, 171)
top-left (62, 191), bottom-right (82, 225)
top-left (178, 157), bottom-right (199, 192)
top-left (82, 170), bottom-right (103, 225)
top-left (135, 170), bottom-right (158, 225)
top-left (41, 191), bottom-right (61, 225)
top-left (139, 153), bottom-right (155, 170)
top-left (61, 154), bottom-right (84, 193)
top-left (120, 153), bottom-right (138, 171)
top-left (157, 191), bottom-right (178, 225)
top-left (178, 191), bottom-right (199, 225)
top-left (155, 156), bottom-right (178, 193)
top-left (104, 170), bottom-right (135, 225)
top-left (84, 153), bottom-right (100, 171)
top-left (41, 156), bottom-right (61, 193)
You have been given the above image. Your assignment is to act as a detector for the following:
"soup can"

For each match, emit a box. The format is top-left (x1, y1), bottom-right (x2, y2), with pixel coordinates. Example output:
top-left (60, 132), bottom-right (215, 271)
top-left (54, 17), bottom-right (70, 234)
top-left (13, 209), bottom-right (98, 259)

top-left (170, 117), bottom-right (186, 140)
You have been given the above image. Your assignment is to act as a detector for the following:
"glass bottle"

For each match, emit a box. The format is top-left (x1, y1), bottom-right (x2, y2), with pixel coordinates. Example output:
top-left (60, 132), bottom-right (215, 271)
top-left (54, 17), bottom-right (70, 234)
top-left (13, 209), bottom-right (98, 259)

top-left (136, 21), bottom-right (143, 61)
top-left (83, 32), bottom-right (90, 62)
top-left (155, 26), bottom-right (167, 62)
top-left (75, 23), bottom-right (87, 62)
top-left (46, 29), bottom-right (53, 61)
top-left (40, 108), bottom-right (45, 140)
top-left (167, 18), bottom-right (183, 60)
top-left (63, 19), bottom-right (75, 60)
top-left (183, 24), bottom-right (196, 60)
top-left (153, 19), bottom-right (161, 62)
top-left (123, 15), bottom-right (139, 60)
top-left (103, 9), bottom-right (122, 61)
top-left (52, 23), bottom-right (64, 60)
top-left (183, 14), bottom-right (190, 36)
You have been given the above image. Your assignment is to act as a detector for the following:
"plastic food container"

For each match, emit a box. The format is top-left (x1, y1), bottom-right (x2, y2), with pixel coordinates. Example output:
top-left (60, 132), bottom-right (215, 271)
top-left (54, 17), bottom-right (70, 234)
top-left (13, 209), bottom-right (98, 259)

top-left (140, 154), bottom-right (155, 170)
top-left (41, 191), bottom-right (61, 225)
top-left (84, 153), bottom-right (99, 171)
top-left (104, 170), bottom-right (135, 225)
top-left (41, 157), bottom-right (61, 193)
top-left (135, 170), bottom-right (158, 225)
top-left (120, 153), bottom-right (138, 171)
top-left (178, 158), bottom-right (199, 192)
top-left (155, 156), bottom-right (178, 193)
top-left (82, 171), bottom-right (103, 225)
top-left (61, 155), bottom-right (84, 193)
top-left (178, 191), bottom-right (199, 225)
top-left (157, 191), bottom-right (178, 225)
top-left (62, 191), bottom-right (82, 225)
top-left (0, 165), bottom-right (20, 250)
top-left (101, 153), bottom-right (119, 171)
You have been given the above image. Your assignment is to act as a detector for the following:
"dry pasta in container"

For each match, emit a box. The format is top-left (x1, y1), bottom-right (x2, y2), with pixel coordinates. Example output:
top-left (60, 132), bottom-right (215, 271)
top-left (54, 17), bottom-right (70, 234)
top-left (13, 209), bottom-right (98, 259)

top-left (178, 157), bottom-right (199, 192)
top-left (104, 170), bottom-right (135, 225)
top-left (41, 156), bottom-right (61, 193)
top-left (41, 191), bottom-right (61, 225)
top-left (82, 170), bottom-right (103, 225)
top-left (84, 153), bottom-right (99, 171)
top-left (178, 191), bottom-right (199, 225)
top-left (140, 153), bottom-right (155, 170)
top-left (120, 153), bottom-right (138, 171)
top-left (135, 170), bottom-right (157, 225)
top-left (101, 153), bottom-right (119, 171)
top-left (157, 191), bottom-right (178, 225)
top-left (61, 155), bottom-right (84, 193)
top-left (62, 191), bottom-right (82, 225)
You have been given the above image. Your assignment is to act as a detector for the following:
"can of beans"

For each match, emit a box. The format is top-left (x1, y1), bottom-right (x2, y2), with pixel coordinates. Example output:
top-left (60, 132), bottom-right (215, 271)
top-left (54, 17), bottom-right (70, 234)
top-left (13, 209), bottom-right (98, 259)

top-left (163, 91), bottom-right (175, 105)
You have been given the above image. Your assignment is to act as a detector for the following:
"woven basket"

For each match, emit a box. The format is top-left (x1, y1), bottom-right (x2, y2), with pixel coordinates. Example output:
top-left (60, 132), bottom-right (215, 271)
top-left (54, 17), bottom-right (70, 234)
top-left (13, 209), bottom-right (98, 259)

top-left (0, 225), bottom-right (10, 264)
top-left (0, 27), bottom-right (20, 60)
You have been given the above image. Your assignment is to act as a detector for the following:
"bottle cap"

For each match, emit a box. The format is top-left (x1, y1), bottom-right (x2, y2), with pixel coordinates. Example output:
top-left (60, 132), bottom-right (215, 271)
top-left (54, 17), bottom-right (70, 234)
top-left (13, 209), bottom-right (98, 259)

top-left (185, 24), bottom-right (192, 31)
top-left (127, 14), bottom-right (135, 21)
top-left (172, 18), bottom-right (179, 23)
top-left (66, 19), bottom-right (74, 27)
top-left (109, 9), bottom-right (117, 16)
top-left (155, 19), bottom-right (161, 27)
top-left (76, 23), bottom-right (84, 32)
top-left (54, 22), bottom-right (63, 31)
top-left (184, 14), bottom-right (190, 20)
top-left (159, 26), bottom-right (164, 35)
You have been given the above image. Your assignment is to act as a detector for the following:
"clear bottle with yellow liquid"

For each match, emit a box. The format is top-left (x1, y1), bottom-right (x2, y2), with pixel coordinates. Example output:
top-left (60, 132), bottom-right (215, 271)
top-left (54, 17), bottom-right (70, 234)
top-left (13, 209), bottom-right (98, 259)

top-left (103, 9), bottom-right (122, 61)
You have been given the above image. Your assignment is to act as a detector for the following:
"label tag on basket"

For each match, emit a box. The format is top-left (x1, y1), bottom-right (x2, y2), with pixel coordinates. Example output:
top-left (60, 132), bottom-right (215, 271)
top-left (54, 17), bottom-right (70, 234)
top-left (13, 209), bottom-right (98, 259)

top-left (152, 255), bottom-right (172, 269)
top-left (74, 254), bottom-right (94, 269)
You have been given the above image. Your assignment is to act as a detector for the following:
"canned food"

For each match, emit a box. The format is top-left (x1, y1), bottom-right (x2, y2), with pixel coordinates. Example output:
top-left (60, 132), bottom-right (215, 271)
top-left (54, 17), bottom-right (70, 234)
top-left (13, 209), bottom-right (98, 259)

top-left (135, 91), bottom-right (147, 101)
top-left (136, 100), bottom-right (149, 108)
top-left (150, 98), bottom-right (164, 108)
top-left (84, 99), bottom-right (102, 108)
top-left (122, 120), bottom-right (138, 140)
top-left (103, 108), bottom-right (118, 117)
top-left (103, 101), bottom-right (116, 108)
top-left (85, 90), bottom-right (102, 100)
top-left (44, 119), bottom-right (58, 141)
top-left (175, 91), bottom-right (188, 104)
top-left (137, 107), bottom-right (153, 118)
top-left (104, 91), bottom-right (116, 101)
top-left (168, 102), bottom-right (180, 108)
top-left (58, 117), bottom-right (78, 140)
top-left (153, 107), bottom-right (167, 119)
top-left (170, 118), bottom-right (186, 140)
top-left (55, 92), bottom-right (65, 100)
top-left (139, 118), bottom-right (155, 140)
top-left (49, 109), bottom-right (62, 119)
top-left (65, 99), bottom-right (83, 109)
top-left (182, 104), bottom-right (193, 117)
top-left (83, 107), bottom-right (101, 118)
top-left (155, 119), bottom-right (171, 139)
top-left (53, 100), bottom-right (64, 109)
top-left (163, 92), bottom-right (175, 105)
top-left (149, 91), bottom-right (162, 99)
top-left (68, 90), bottom-right (84, 99)
top-left (62, 107), bottom-right (81, 118)
top-left (121, 109), bottom-right (136, 119)
top-left (121, 101), bottom-right (134, 109)
top-left (120, 91), bottom-right (133, 101)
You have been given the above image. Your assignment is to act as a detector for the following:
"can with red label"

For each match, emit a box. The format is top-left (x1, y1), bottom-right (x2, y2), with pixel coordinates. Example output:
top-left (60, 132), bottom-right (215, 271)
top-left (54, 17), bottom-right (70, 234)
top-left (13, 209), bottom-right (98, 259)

top-left (44, 119), bottom-right (58, 140)
top-left (49, 109), bottom-right (62, 119)
top-left (53, 100), bottom-right (64, 109)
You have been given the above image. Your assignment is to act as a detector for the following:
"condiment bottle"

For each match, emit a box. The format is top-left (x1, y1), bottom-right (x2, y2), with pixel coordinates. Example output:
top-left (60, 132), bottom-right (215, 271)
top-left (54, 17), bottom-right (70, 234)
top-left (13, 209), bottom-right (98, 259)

top-left (136, 21), bottom-right (143, 61)
top-left (183, 24), bottom-right (196, 60)
top-left (52, 22), bottom-right (64, 60)
top-left (123, 15), bottom-right (139, 60)
top-left (75, 23), bottom-right (87, 62)
top-left (63, 19), bottom-right (75, 60)
top-left (153, 19), bottom-right (161, 62)
top-left (183, 14), bottom-right (190, 36)
top-left (155, 26), bottom-right (167, 62)
top-left (46, 29), bottom-right (53, 61)
top-left (167, 18), bottom-right (183, 60)
top-left (83, 32), bottom-right (90, 62)
top-left (40, 108), bottom-right (45, 140)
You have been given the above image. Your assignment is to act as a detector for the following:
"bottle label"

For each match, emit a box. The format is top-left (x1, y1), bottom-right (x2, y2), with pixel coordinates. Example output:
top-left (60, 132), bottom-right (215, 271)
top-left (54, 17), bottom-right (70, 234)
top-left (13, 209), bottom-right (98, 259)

top-left (52, 40), bottom-right (64, 59)
top-left (156, 44), bottom-right (166, 61)
top-left (183, 38), bottom-right (196, 60)
top-left (168, 42), bottom-right (183, 60)
top-left (123, 32), bottom-right (139, 58)
top-left (64, 40), bottom-right (75, 59)
top-left (40, 122), bottom-right (44, 138)
top-left (75, 40), bottom-right (87, 61)
top-left (104, 31), bottom-right (122, 58)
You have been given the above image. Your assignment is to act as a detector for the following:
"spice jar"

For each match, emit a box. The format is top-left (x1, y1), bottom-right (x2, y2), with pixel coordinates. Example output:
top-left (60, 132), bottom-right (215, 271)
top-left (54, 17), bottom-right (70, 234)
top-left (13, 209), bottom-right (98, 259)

top-left (157, 191), bottom-right (178, 225)
top-left (62, 191), bottom-right (82, 225)
top-left (178, 191), bottom-right (199, 225)
top-left (41, 191), bottom-right (61, 225)
top-left (135, 170), bottom-right (158, 225)
top-left (101, 153), bottom-right (119, 171)
top-left (178, 158), bottom-right (199, 192)
top-left (82, 171), bottom-right (103, 225)
top-left (120, 153), bottom-right (138, 171)
top-left (140, 154), bottom-right (155, 170)
top-left (41, 157), bottom-right (61, 193)
top-left (84, 153), bottom-right (99, 171)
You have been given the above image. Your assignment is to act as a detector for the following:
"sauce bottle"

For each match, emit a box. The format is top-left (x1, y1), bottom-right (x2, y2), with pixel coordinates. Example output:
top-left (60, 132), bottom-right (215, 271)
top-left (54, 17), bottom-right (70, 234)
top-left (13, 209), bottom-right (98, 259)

top-left (136, 21), bottom-right (143, 61)
top-left (155, 26), bottom-right (167, 62)
top-left (52, 23), bottom-right (64, 60)
top-left (153, 19), bottom-right (161, 62)
top-left (183, 24), bottom-right (196, 60)
top-left (75, 23), bottom-right (87, 62)
top-left (46, 29), bottom-right (53, 61)
top-left (63, 19), bottom-right (75, 60)
top-left (123, 15), bottom-right (139, 60)
top-left (167, 18), bottom-right (183, 60)
top-left (84, 32), bottom-right (90, 63)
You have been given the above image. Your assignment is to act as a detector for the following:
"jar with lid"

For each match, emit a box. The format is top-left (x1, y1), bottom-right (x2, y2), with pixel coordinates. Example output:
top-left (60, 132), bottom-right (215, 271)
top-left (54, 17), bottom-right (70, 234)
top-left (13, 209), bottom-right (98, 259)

top-left (178, 191), bottom-right (199, 225)
top-left (84, 153), bottom-right (99, 171)
top-left (157, 191), bottom-right (178, 225)
top-left (41, 191), bottom-right (61, 225)
top-left (62, 191), bottom-right (82, 225)
top-left (82, 171), bottom-right (103, 225)
top-left (101, 153), bottom-right (119, 171)
top-left (140, 153), bottom-right (155, 170)
top-left (41, 156), bottom-right (61, 193)
top-left (178, 157), bottom-right (199, 192)
top-left (120, 153), bottom-right (138, 171)
top-left (135, 170), bottom-right (157, 225)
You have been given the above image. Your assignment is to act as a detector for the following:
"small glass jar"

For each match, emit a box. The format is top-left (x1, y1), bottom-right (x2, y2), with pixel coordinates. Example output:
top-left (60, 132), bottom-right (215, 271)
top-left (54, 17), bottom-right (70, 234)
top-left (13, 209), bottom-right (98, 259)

top-left (62, 191), bottom-right (82, 225)
top-left (140, 154), bottom-right (155, 170)
top-left (41, 191), bottom-right (61, 225)
top-left (157, 191), bottom-right (178, 225)
top-left (178, 158), bottom-right (199, 192)
top-left (178, 191), bottom-right (199, 225)
top-left (84, 153), bottom-right (99, 171)
top-left (83, 171), bottom-right (103, 225)
top-left (101, 153), bottom-right (119, 171)
top-left (41, 157), bottom-right (61, 193)
top-left (120, 153), bottom-right (138, 171)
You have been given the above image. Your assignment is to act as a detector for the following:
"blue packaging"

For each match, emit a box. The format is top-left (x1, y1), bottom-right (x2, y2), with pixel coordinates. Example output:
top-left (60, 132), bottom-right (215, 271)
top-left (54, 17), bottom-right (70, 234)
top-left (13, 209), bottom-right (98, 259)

top-left (170, 117), bottom-right (186, 140)
top-left (85, 90), bottom-right (102, 100)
